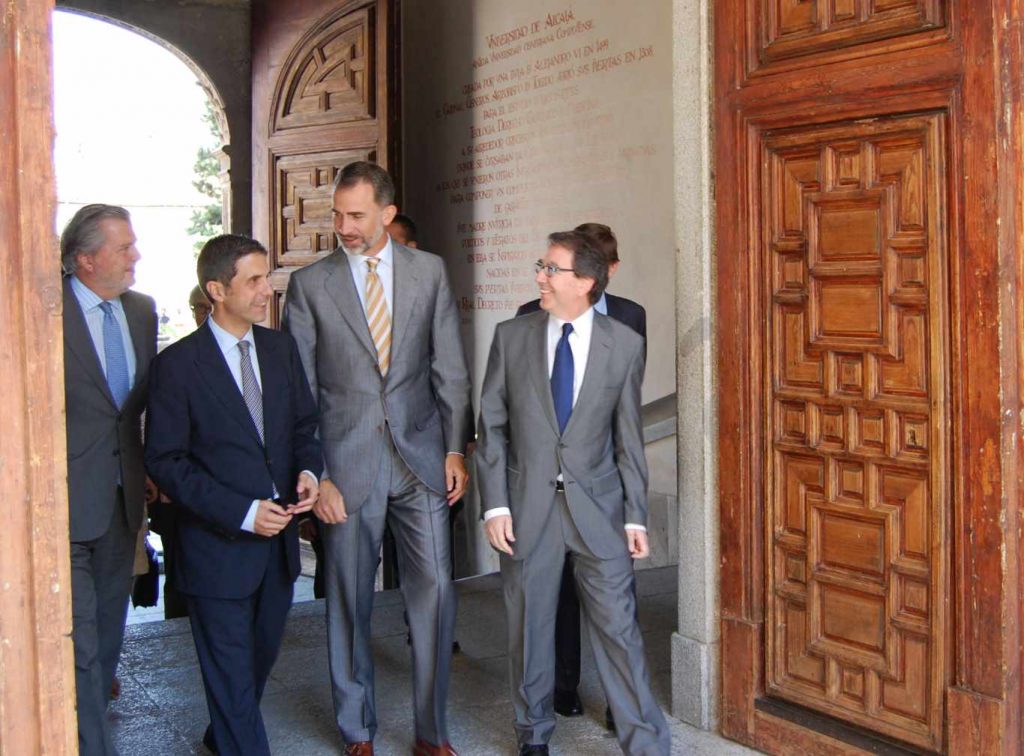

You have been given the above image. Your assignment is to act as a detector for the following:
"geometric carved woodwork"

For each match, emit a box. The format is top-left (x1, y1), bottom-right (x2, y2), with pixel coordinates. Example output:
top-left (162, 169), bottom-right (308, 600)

top-left (272, 148), bottom-right (374, 269)
top-left (272, 6), bottom-right (375, 131)
top-left (755, 0), bottom-right (946, 66)
top-left (764, 114), bottom-right (948, 750)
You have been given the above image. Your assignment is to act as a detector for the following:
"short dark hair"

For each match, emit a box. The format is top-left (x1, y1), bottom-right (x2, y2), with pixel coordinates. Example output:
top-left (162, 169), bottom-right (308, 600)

top-left (574, 222), bottom-right (618, 264)
top-left (333, 161), bottom-right (396, 206)
top-left (390, 213), bottom-right (418, 243)
top-left (60, 204), bottom-right (131, 274)
top-left (548, 230), bottom-right (608, 305)
top-left (197, 234), bottom-right (268, 299)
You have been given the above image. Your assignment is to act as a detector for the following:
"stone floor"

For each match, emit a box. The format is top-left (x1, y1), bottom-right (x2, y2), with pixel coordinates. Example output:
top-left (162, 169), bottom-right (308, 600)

top-left (111, 566), bottom-right (757, 755)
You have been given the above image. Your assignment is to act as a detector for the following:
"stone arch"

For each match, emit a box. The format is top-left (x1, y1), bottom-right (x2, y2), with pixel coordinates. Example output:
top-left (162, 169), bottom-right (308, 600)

top-left (55, 0), bottom-right (252, 234)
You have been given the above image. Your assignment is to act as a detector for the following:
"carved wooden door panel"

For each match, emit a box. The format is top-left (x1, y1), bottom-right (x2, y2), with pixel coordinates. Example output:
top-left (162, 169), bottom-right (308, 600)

top-left (764, 115), bottom-right (948, 749)
top-left (715, 1), bottom-right (1023, 754)
top-left (252, 0), bottom-right (398, 324)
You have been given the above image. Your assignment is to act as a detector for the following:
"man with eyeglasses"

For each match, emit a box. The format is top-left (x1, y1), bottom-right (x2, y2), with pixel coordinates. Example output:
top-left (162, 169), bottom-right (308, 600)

top-left (515, 223), bottom-right (645, 730)
top-left (477, 231), bottom-right (669, 756)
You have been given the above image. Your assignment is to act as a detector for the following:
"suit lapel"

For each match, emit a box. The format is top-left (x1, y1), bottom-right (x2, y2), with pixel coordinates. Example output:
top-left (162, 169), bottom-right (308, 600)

top-left (390, 244), bottom-right (420, 363)
top-left (63, 277), bottom-right (118, 408)
top-left (527, 316), bottom-right (559, 434)
top-left (563, 313), bottom-right (613, 437)
top-left (194, 323), bottom-right (264, 446)
top-left (323, 250), bottom-right (377, 361)
top-left (122, 292), bottom-right (151, 401)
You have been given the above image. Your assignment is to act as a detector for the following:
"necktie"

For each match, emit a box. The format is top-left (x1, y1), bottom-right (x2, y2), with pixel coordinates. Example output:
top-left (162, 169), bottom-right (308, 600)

top-left (237, 340), bottom-right (265, 444)
top-left (551, 323), bottom-right (574, 434)
top-left (365, 258), bottom-right (392, 376)
top-left (98, 301), bottom-right (130, 408)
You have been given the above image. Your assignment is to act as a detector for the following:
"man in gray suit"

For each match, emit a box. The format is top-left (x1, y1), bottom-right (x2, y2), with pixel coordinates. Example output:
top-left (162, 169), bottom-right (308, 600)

top-left (476, 231), bottom-right (670, 756)
top-left (284, 161), bottom-right (472, 756)
top-left (61, 204), bottom-right (157, 756)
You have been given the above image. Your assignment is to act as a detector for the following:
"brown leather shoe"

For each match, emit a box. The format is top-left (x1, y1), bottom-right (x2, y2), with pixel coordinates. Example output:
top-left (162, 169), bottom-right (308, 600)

top-left (345, 742), bottom-right (374, 756)
top-left (413, 739), bottom-right (459, 756)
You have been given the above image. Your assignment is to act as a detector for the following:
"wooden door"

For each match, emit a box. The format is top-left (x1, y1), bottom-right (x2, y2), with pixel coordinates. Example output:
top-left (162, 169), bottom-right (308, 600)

top-left (252, 0), bottom-right (399, 324)
top-left (717, 1), bottom-right (1023, 753)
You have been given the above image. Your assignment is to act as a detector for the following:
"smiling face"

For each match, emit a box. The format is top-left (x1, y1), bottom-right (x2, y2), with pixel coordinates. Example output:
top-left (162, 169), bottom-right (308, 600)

top-left (207, 252), bottom-right (272, 336)
top-left (76, 218), bottom-right (140, 299)
top-left (332, 180), bottom-right (397, 257)
top-left (536, 242), bottom-right (595, 321)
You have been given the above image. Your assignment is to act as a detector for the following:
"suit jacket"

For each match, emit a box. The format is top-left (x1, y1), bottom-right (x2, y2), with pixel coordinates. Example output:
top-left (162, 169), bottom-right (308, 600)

top-left (476, 311), bottom-right (648, 561)
top-left (283, 243), bottom-right (473, 512)
top-left (516, 292), bottom-right (647, 340)
top-left (63, 277), bottom-right (157, 542)
top-left (144, 322), bottom-right (323, 599)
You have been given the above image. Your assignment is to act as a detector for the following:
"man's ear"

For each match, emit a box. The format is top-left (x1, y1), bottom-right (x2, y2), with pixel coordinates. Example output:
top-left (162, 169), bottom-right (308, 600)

top-left (205, 280), bottom-right (225, 304)
top-left (381, 204), bottom-right (398, 226)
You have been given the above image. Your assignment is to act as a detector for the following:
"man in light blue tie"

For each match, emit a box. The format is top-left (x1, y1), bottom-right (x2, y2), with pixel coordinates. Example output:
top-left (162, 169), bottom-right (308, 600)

top-left (476, 231), bottom-right (669, 755)
top-left (60, 204), bottom-right (157, 756)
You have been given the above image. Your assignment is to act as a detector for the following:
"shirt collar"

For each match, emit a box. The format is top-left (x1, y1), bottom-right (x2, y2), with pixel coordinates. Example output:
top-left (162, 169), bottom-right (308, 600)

top-left (207, 316), bottom-right (254, 356)
top-left (594, 293), bottom-right (608, 315)
top-left (548, 306), bottom-right (595, 342)
top-left (70, 274), bottom-right (124, 312)
top-left (347, 235), bottom-right (394, 271)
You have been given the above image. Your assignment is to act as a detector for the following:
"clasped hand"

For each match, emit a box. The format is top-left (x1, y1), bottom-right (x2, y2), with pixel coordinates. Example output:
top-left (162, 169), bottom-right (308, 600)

top-left (253, 472), bottom-right (319, 537)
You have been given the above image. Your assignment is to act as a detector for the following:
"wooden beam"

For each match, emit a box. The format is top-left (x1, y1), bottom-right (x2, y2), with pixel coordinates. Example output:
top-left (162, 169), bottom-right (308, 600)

top-left (0, 2), bottom-right (77, 754)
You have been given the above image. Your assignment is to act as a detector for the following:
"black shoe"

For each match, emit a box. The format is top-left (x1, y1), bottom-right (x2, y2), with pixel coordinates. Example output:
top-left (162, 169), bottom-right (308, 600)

top-left (201, 725), bottom-right (218, 754)
top-left (519, 746), bottom-right (549, 755)
top-left (604, 704), bottom-right (615, 731)
top-left (552, 689), bottom-right (583, 717)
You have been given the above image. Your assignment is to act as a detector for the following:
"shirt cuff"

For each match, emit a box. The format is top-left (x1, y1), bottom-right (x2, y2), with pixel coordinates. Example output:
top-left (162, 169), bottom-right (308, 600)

top-left (624, 523), bottom-right (647, 532)
top-left (484, 507), bottom-right (511, 521)
top-left (300, 470), bottom-right (319, 486)
top-left (241, 500), bottom-right (260, 533)
top-left (446, 451), bottom-right (465, 457)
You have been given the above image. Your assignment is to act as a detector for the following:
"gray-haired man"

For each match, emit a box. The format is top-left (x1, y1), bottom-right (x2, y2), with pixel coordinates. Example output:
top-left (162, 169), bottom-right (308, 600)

top-left (61, 204), bottom-right (157, 755)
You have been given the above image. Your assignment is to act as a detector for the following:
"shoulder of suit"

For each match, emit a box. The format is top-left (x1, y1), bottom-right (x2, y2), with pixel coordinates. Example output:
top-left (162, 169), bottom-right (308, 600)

top-left (516, 299), bottom-right (541, 317)
top-left (607, 292), bottom-right (645, 315)
top-left (155, 326), bottom-right (201, 364)
top-left (290, 249), bottom-right (344, 282)
top-left (600, 311), bottom-right (643, 345)
top-left (122, 288), bottom-right (157, 311)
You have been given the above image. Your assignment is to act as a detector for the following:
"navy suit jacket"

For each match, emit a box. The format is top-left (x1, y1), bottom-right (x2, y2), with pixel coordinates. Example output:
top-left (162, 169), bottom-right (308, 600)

top-left (516, 292), bottom-right (647, 350)
top-left (144, 322), bottom-right (322, 600)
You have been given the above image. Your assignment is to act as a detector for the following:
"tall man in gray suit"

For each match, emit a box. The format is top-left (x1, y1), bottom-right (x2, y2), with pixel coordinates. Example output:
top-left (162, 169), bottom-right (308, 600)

top-left (477, 231), bottom-right (670, 756)
top-left (61, 204), bottom-right (157, 756)
top-left (284, 161), bottom-right (473, 756)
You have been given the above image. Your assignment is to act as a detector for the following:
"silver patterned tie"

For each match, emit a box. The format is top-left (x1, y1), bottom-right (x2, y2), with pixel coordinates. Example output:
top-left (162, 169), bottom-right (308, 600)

top-left (237, 340), bottom-right (264, 444)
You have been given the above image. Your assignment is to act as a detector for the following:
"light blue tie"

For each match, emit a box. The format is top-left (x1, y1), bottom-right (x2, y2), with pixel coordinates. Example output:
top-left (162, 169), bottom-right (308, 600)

top-left (99, 301), bottom-right (130, 408)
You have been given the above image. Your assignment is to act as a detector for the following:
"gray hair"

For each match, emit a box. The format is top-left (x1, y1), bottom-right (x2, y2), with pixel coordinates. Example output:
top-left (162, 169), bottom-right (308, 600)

top-left (332, 161), bottom-right (395, 207)
top-left (60, 204), bottom-right (131, 274)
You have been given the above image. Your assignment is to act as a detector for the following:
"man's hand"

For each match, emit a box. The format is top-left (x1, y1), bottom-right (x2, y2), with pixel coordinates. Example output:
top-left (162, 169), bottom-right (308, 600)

top-left (484, 514), bottom-right (516, 556)
top-left (313, 478), bottom-right (348, 524)
top-left (626, 529), bottom-right (650, 560)
top-left (445, 453), bottom-right (469, 505)
top-left (145, 476), bottom-right (159, 504)
top-left (253, 500), bottom-right (293, 537)
top-left (289, 471), bottom-right (319, 515)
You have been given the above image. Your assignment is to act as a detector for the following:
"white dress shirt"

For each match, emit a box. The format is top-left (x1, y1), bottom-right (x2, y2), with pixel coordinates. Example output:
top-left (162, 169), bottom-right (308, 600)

top-left (70, 275), bottom-right (137, 387)
top-left (207, 318), bottom-right (316, 533)
top-left (486, 307), bottom-right (645, 532)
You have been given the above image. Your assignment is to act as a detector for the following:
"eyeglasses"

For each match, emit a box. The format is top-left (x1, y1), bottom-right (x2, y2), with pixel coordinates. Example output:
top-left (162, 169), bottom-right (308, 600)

top-left (534, 259), bottom-right (576, 277)
top-left (190, 304), bottom-right (212, 313)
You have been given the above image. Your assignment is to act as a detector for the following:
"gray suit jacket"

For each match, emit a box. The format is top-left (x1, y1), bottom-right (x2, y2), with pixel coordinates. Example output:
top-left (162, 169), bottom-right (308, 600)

top-left (63, 277), bottom-right (157, 542)
top-left (475, 311), bottom-right (648, 561)
top-left (283, 243), bottom-right (473, 512)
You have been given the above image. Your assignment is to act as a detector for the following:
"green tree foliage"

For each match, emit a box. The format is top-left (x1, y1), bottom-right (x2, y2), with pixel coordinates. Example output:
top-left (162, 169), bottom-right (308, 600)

top-left (187, 98), bottom-right (223, 250)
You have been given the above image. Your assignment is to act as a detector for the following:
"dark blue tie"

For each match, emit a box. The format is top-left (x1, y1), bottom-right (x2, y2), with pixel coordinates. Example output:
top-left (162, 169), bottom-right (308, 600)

top-left (99, 301), bottom-right (130, 408)
top-left (551, 322), bottom-right (574, 434)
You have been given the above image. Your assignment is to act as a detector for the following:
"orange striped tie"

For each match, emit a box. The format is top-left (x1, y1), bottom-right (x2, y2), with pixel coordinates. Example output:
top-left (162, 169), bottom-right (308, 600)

top-left (365, 258), bottom-right (392, 376)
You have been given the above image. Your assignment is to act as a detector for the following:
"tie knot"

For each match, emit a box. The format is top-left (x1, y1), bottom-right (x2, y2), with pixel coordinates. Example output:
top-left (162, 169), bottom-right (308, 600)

top-left (237, 340), bottom-right (250, 356)
top-left (99, 301), bottom-right (114, 315)
top-left (366, 258), bottom-right (379, 272)
top-left (561, 322), bottom-right (574, 338)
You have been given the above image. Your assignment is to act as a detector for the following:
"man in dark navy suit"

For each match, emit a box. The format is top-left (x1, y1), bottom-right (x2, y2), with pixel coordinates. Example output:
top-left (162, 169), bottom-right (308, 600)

top-left (145, 234), bottom-right (322, 756)
top-left (515, 223), bottom-right (646, 729)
